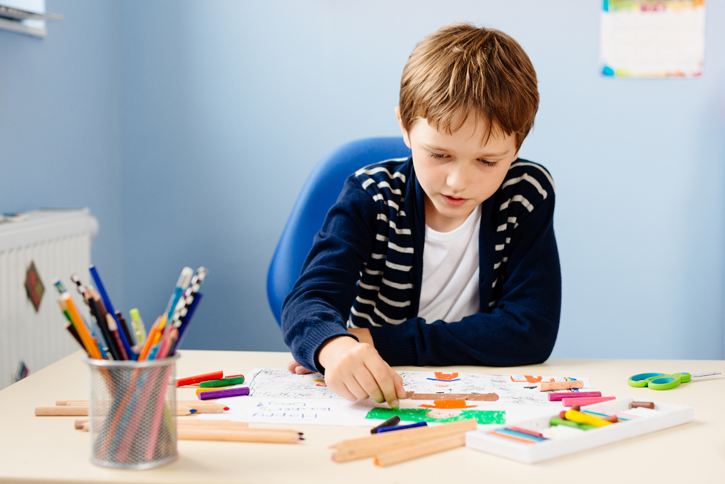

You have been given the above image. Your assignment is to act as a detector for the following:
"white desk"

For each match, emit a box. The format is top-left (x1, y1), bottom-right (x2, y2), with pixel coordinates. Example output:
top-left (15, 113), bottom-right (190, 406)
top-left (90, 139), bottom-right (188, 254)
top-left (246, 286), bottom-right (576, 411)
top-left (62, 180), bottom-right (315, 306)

top-left (0, 350), bottom-right (723, 483)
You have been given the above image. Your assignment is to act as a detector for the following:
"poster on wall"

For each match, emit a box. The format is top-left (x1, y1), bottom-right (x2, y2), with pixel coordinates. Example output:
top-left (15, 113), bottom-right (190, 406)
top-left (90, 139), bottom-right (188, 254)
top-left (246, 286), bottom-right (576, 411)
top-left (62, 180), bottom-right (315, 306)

top-left (600, 0), bottom-right (706, 78)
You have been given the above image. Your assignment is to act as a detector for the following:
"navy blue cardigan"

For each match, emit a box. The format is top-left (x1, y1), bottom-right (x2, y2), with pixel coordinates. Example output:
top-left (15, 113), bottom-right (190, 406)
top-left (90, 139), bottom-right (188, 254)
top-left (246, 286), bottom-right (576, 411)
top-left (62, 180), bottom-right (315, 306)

top-left (282, 157), bottom-right (561, 372)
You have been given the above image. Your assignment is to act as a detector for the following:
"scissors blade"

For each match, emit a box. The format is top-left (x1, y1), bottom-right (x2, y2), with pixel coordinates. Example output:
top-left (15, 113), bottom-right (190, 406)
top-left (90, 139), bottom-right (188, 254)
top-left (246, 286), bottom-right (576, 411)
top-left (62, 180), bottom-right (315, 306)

top-left (691, 372), bottom-right (721, 378)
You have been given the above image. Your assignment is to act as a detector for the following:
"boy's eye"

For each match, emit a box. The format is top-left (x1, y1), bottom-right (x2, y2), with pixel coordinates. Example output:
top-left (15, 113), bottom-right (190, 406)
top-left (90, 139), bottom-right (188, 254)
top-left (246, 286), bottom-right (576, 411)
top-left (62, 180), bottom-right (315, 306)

top-left (427, 151), bottom-right (447, 159)
top-left (479, 159), bottom-right (498, 167)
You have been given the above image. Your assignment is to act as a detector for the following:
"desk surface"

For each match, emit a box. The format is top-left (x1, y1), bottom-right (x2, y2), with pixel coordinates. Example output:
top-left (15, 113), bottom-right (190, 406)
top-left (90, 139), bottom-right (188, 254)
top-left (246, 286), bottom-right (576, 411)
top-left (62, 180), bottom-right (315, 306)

top-left (0, 350), bottom-right (723, 484)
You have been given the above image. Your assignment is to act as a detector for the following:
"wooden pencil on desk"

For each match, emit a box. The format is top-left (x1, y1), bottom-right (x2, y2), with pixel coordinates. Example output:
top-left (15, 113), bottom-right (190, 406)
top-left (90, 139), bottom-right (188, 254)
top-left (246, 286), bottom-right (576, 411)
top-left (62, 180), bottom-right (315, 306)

top-left (55, 400), bottom-right (228, 413)
top-left (36, 405), bottom-right (197, 417)
top-left (331, 419), bottom-right (476, 462)
top-left (75, 422), bottom-right (301, 444)
top-left (177, 428), bottom-right (303, 443)
top-left (74, 420), bottom-right (303, 444)
top-left (374, 433), bottom-right (466, 467)
top-left (75, 418), bottom-right (251, 431)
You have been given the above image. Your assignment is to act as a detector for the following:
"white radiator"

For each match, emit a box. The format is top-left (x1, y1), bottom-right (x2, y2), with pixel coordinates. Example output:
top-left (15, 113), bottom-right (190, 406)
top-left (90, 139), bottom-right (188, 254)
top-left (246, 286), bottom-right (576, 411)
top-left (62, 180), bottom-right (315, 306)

top-left (0, 209), bottom-right (98, 390)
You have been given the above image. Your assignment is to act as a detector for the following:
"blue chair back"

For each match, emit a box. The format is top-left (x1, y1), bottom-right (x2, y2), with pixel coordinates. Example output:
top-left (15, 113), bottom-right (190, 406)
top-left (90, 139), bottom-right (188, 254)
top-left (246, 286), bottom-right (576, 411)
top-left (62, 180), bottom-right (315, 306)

top-left (267, 137), bottom-right (411, 325)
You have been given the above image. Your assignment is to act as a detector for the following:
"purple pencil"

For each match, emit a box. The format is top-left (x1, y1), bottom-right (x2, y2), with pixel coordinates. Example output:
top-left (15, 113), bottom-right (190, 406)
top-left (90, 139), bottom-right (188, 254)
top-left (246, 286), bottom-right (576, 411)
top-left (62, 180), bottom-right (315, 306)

top-left (198, 387), bottom-right (250, 400)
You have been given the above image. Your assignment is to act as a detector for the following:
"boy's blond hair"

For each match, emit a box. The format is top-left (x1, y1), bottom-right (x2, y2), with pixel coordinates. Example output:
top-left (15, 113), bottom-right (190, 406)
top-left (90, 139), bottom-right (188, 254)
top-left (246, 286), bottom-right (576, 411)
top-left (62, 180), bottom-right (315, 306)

top-left (399, 23), bottom-right (538, 150)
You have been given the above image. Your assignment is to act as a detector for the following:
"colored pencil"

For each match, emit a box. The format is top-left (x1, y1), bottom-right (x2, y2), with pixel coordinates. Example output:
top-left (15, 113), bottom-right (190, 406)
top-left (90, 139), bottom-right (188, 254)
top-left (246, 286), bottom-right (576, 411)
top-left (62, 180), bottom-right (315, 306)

top-left (68, 275), bottom-right (109, 359)
top-left (331, 419), bottom-right (476, 463)
top-left (177, 428), bottom-right (303, 443)
top-left (89, 265), bottom-right (135, 360)
top-left (106, 313), bottom-right (128, 360)
top-left (174, 293), bottom-right (202, 352)
top-left (115, 311), bottom-right (135, 347)
top-left (138, 316), bottom-right (163, 361)
top-left (56, 400), bottom-right (227, 413)
top-left (61, 294), bottom-right (102, 359)
top-left (373, 433), bottom-right (465, 467)
top-left (87, 292), bottom-right (120, 360)
top-left (35, 405), bottom-right (196, 417)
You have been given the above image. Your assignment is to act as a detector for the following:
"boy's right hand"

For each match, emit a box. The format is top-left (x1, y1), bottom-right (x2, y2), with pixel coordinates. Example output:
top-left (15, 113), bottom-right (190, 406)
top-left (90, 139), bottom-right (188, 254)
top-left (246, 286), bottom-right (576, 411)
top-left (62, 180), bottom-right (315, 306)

top-left (317, 336), bottom-right (406, 408)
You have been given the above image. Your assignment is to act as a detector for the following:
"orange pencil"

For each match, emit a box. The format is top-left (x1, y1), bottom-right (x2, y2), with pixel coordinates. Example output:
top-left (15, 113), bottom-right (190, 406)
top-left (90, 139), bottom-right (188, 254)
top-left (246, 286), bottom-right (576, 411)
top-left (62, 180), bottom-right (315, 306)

top-left (138, 316), bottom-right (163, 361)
top-left (62, 294), bottom-right (102, 359)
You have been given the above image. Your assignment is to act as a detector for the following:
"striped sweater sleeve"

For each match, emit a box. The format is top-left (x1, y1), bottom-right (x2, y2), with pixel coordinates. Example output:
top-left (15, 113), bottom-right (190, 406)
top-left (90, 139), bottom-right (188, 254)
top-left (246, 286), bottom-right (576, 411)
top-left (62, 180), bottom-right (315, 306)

top-left (281, 174), bottom-right (379, 373)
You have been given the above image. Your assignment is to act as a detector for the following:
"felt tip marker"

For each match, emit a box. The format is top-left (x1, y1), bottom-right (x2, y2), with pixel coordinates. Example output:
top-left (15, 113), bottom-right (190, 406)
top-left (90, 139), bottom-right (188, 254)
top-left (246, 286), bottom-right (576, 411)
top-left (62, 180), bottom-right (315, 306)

top-left (370, 415), bottom-right (401, 434)
top-left (375, 421), bottom-right (427, 433)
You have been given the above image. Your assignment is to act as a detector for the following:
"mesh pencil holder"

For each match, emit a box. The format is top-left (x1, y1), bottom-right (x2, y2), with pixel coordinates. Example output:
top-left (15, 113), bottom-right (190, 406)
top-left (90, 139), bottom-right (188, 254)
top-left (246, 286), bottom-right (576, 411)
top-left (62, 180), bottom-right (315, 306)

top-left (85, 355), bottom-right (179, 469)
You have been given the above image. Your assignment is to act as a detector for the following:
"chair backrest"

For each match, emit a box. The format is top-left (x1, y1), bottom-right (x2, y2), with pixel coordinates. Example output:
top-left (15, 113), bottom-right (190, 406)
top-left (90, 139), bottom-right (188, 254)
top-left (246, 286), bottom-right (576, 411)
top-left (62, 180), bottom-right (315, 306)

top-left (267, 137), bottom-right (411, 325)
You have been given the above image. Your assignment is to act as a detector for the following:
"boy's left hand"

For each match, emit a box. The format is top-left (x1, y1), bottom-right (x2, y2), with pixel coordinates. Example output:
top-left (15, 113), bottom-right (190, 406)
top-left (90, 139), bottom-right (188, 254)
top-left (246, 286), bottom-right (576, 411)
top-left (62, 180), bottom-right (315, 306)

top-left (286, 360), bottom-right (315, 374)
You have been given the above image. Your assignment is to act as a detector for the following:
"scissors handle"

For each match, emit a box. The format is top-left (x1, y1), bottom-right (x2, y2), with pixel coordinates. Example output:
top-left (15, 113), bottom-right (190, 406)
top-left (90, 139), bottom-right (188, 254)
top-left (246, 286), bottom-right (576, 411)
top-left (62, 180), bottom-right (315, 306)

top-left (628, 373), bottom-right (664, 388)
top-left (647, 372), bottom-right (690, 390)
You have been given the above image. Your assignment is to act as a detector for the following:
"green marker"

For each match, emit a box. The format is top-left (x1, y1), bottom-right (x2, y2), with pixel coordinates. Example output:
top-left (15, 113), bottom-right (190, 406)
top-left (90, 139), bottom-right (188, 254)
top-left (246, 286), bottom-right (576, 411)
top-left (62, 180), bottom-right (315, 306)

top-left (200, 376), bottom-right (246, 388)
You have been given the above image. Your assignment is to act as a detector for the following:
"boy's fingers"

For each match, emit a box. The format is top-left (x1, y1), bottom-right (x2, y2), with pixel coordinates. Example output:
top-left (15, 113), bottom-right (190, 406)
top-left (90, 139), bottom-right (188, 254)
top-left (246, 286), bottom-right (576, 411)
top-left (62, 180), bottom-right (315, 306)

top-left (353, 370), bottom-right (385, 403)
top-left (394, 373), bottom-right (407, 399)
top-left (325, 374), bottom-right (358, 402)
top-left (364, 359), bottom-right (399, 407)
top-left (286, 360), bottom-right (299, 373)
top-left (294, 366), bottom-right (313, 375)
top-left (345, 371), bottom-right (374, 401)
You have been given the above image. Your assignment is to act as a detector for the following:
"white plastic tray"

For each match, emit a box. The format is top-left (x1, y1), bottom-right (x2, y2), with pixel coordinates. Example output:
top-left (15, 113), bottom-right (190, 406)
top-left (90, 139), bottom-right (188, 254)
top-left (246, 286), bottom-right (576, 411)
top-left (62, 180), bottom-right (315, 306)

top-left (465, 397), bottom-right (693, 464)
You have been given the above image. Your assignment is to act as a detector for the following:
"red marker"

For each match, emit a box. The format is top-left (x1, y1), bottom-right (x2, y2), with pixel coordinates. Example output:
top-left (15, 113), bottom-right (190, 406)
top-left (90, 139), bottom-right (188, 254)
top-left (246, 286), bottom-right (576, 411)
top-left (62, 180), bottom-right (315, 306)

top-left (177, 370), bottom-right (223, 387)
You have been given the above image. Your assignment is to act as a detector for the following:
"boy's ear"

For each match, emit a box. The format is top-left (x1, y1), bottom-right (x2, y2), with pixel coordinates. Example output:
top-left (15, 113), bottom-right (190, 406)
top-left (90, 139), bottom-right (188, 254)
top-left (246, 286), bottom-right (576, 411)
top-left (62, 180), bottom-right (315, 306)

top-left (394, 107), bottom-right (412, 149)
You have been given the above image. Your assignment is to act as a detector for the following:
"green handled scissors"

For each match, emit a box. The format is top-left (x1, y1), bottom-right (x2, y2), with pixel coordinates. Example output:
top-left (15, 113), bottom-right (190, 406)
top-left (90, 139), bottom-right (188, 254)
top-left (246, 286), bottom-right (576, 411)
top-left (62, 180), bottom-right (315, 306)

top-left (628, 371), bottom-right (720, 390)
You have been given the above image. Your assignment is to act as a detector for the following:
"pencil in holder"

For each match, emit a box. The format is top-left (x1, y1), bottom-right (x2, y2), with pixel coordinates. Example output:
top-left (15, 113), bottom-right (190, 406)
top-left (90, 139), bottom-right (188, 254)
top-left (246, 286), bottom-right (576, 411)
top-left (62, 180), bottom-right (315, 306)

top-left (85, 355), bottom-right (179, 469)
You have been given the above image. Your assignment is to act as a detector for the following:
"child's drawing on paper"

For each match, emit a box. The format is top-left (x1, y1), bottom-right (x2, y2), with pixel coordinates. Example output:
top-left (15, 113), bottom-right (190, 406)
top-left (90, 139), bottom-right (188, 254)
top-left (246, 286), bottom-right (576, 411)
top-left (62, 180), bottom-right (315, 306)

top-left (247, 369), bottom-right (590, 406)
top-left (365, 406), bottom-right (506, 425)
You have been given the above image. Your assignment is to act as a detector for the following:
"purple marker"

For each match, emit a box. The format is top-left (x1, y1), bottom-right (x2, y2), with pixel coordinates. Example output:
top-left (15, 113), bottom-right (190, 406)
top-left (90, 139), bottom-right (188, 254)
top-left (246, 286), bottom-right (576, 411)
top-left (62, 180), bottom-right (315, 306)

top-left (375, 421), bottom-right (428, 433)
top-left (547, 391), bottom-right (602, 402)
top-left (198, 386), bottom-right (250, 400)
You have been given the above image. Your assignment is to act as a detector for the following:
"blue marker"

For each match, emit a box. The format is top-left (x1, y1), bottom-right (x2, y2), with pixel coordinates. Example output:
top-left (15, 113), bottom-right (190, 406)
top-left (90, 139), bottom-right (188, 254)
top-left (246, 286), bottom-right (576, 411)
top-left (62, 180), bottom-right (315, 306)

top-left (375, 421), bottom-right (428, 433)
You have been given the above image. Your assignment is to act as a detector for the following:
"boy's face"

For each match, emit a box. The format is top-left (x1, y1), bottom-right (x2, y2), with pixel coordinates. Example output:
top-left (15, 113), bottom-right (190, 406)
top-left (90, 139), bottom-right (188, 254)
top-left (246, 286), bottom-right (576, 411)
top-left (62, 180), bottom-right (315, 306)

top-left (396, 108), bottom-right (519, 233)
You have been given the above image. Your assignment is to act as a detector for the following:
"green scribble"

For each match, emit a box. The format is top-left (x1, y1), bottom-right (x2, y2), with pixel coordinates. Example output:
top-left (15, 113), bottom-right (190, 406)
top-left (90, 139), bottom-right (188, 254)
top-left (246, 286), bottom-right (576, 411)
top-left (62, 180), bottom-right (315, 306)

top-left (365, 407), bottom-right (505, 425)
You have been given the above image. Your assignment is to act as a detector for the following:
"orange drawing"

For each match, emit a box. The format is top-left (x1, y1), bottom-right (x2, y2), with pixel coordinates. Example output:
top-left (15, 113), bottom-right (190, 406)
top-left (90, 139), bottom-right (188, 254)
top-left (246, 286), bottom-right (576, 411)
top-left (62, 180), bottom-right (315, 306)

top-left (419, 400), bottom-right (477, 409)
top-left (434, 372), bottom-right (459, 381)
top-left (509, 375), bottom-right (555, 383)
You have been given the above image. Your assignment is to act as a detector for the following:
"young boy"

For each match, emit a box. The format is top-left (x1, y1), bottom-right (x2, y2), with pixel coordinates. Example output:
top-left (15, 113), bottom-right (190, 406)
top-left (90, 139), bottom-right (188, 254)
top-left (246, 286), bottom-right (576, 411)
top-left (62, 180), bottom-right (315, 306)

top-left (282, 23), bottom-right (561, 408)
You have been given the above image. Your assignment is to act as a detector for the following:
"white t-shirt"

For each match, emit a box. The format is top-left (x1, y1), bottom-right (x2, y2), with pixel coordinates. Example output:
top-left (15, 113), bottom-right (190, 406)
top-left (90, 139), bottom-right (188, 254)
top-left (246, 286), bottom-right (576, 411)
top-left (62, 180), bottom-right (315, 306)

top-left (417, 205), bottom-right (481, 323)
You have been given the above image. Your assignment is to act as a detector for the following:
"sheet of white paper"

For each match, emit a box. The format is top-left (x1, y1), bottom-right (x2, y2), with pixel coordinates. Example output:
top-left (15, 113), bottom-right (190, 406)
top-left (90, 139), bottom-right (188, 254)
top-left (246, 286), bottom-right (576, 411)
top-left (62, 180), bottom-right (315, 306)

top-left (196, 369), bottom-right (592, 428)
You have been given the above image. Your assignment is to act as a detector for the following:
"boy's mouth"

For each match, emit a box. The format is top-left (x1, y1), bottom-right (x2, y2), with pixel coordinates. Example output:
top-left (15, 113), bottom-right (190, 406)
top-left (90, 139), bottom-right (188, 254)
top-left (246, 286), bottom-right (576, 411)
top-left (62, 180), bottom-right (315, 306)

top-left (441, 194), bottom-right (468, 207)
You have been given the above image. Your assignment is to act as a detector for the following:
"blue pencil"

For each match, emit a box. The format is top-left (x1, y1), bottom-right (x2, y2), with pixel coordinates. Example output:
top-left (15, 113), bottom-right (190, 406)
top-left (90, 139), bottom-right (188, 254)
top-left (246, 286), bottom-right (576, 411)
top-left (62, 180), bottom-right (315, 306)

top-left (89, 265), bottom-right (136, 360)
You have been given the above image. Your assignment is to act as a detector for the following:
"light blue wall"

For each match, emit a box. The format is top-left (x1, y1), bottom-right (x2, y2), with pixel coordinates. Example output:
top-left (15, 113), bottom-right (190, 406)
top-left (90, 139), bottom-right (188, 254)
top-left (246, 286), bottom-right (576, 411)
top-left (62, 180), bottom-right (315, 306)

top-left (2, 1), bottom-right (724, 360)
top-left (0, 1), bottom-right (125, 302)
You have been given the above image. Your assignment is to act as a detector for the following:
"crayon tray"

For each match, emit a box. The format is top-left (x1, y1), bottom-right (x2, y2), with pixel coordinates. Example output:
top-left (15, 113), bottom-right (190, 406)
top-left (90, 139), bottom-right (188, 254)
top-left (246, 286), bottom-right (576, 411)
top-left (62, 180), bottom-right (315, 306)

top-left (465, 397), bottom-right (693, 464)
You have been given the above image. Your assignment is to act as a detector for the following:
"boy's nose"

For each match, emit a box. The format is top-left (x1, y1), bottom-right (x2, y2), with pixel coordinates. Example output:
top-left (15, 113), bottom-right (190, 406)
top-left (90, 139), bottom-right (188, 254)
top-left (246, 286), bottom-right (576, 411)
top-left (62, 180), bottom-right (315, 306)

top-left (446, 164), bottom-right (470, 192)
